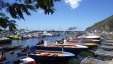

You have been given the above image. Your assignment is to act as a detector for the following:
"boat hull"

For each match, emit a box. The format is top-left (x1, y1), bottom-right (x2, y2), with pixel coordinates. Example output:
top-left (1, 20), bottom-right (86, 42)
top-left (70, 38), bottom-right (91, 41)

top-left (36, 46), bottom-right (88, 53)
top-left (0, 39), bottom-right (11, 44)
top-left (2, 45), bottom-right (22, 52)
top-left (8, 36), bottom-right (21, 40)
top-left (29, 54), bottom-right (74, 64)
top-left (18, 51), bottom-right (75, 64)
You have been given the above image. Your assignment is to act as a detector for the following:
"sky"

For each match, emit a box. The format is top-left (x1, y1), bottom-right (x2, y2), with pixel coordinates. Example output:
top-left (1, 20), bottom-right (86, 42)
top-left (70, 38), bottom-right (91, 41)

top-left (15, 0), bottom-right (113, 31)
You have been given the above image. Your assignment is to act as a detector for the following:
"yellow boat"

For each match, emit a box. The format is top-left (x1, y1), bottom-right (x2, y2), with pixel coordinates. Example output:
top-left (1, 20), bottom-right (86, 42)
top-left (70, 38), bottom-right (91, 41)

top-left (83, 43), bottom-right (98, 48)
top-left (9, 35), bottom-right (21, 40)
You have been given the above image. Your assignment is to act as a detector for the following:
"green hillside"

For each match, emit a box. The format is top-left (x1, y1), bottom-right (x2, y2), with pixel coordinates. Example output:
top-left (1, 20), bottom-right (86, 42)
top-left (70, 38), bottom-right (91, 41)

top-left (86, 15), bottom-right (113, 32)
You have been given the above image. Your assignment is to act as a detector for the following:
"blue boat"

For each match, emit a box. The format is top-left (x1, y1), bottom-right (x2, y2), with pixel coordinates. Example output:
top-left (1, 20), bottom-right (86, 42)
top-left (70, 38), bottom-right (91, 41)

top-left (18, 46), bottom-right (75, 64)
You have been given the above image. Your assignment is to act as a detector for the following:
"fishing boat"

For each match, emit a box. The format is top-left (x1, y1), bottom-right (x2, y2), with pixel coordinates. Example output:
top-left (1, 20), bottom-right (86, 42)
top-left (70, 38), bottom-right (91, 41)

top-left (59, 37), bottom-right (98, 48)
top-left (36, 42), bottom-right (88, 53)
top-left (18, 46), bottom-right (75, 64)
top-left (78, 33), bottom-right (101, 40)
top-left (2, 45), bottom-right (22, 52)
top-left (0, 38), bottom-right (11, 44)
top-left (61, 38), bottom-right (98, 49)
top-left (8, 35), bottom-right (21, 40)
top-left (68, 37), bottom-right (101, 44)
top-left (82, 43), bottom-right (98, 48)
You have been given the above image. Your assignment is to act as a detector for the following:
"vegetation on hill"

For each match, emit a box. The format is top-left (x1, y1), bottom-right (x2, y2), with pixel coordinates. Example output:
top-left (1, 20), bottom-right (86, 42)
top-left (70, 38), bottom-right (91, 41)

top-left (86, 15), bottom-right (113, 32)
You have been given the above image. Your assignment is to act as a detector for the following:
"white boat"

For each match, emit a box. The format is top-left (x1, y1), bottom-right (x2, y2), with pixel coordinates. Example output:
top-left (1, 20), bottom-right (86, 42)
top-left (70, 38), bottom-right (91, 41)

top-left (20, 57), bottom-right (36, 64)
top-left (78, 33), bottom-right (101, 40)
top-left (42, 31), bottom-right (53, 37)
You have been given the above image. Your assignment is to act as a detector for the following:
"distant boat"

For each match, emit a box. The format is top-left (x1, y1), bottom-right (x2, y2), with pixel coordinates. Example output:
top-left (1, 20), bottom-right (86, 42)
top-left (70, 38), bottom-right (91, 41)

top-left (0, 38), bottom-right (11, 44)
top-left (8, 35), bottom-right (21, 40)
top-left (21, 35), bottom-right (29, 39)
top-left (2, 45), bottom-right (22, 52)
top-left (42, 31), bottom-right (59, 37)
top-left (31, 33), bottom-right (43, 38)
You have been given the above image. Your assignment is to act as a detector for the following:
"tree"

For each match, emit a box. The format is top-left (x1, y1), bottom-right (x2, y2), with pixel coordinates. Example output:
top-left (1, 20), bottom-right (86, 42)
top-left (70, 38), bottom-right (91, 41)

top-left (0, 0), bottom-right (59, 31)
top-left (0, 18), bottom-right (8, 30)
top-left (7, 20), bottom-right (17, 31)
top-left (0, 17), bottom-right (17, 31)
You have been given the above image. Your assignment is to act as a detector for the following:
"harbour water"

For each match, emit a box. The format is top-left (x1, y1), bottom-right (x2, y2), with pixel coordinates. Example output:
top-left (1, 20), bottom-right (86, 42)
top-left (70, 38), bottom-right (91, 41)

top-left (1, 32), bottom-right (77, 63)
top-left (1, 32), bottom-right (106, 64)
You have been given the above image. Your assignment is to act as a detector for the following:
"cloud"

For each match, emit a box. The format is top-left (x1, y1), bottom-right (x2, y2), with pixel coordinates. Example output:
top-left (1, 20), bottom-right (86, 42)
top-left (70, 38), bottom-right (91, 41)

top-left (64, 0), bottom-right (82, 9)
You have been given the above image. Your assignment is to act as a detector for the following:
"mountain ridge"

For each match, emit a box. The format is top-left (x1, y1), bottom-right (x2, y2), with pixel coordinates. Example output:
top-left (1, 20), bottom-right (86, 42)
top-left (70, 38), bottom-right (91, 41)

top-left (85, 15), bottom-right (113, 32)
